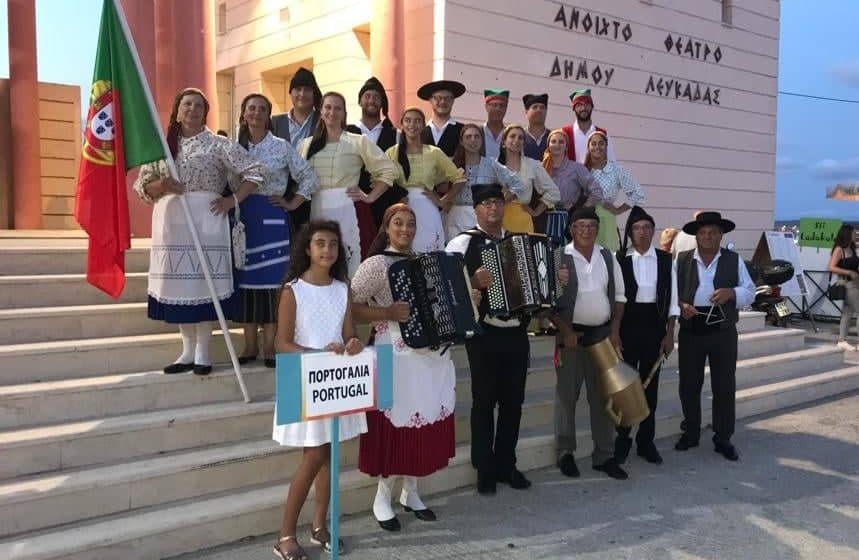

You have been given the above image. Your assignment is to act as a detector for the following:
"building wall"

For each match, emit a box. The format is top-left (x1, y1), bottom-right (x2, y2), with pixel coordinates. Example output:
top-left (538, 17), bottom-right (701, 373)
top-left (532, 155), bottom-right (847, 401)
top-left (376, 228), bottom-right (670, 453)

top-left (0, 80), bottom-right (81, 230)
top-left (439, 0), bottom-right (779, 252)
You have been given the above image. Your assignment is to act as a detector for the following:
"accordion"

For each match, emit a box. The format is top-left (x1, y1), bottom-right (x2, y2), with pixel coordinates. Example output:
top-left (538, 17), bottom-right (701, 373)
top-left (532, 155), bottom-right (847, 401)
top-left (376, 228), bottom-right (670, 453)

top-left (388, 252), bottom-right (480, 350)
top-left (480, 233), bottom-right (563, 318)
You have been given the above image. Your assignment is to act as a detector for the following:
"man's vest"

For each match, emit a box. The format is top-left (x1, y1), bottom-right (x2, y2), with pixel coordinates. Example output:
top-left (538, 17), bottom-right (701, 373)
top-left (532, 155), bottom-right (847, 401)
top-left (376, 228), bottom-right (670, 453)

top-left (677, 248), bottom-right (740, 328)
top-left (617, 247), bottom-right (673, 329)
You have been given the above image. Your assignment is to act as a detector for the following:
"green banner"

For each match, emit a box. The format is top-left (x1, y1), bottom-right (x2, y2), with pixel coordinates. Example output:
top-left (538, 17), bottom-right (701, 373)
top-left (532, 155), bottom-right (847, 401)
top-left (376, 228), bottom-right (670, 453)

top-left (798, 218), bottom-right (842, 248)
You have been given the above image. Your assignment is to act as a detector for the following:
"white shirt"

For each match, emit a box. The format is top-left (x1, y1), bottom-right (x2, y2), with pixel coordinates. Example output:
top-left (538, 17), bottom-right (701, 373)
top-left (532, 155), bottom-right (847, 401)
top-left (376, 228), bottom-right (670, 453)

top-left (690, 249), bottom-right (756, 308)
top-left (429, 118), bottom-right (457, 145)
top-left (446, 227), bottom-right (520, 328)
top-left (357, 120), bottom-right (384, 144)
top-left (572, 122), bottom-right (617, 164)
top-left (626, 246), bottom-right (680, 317)
top-left (483, 123), bottom-right (504, 160)
top-left (565, 243), bottom-right (626, 326)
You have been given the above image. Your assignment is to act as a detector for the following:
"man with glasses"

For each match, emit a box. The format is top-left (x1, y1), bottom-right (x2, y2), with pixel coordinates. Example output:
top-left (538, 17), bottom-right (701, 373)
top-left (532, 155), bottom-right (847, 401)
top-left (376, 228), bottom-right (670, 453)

top-left (553, 206), bottom-right (629, 481)
top-left (418, 80), bottom-right (466, 157)
top-left (675, 212), bottom-right (755, 461)
top-left (614, 207), bottom-right (679, 467)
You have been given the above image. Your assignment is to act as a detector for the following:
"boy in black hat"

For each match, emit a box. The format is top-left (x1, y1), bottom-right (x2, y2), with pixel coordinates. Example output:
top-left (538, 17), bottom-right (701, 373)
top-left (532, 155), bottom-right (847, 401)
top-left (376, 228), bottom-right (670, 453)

top-left (614, 206), bottom-right (679, 466)
top-left (675, 211), bottom-right (755, 461)
top-left (418, 80), bottom-right (466, 157)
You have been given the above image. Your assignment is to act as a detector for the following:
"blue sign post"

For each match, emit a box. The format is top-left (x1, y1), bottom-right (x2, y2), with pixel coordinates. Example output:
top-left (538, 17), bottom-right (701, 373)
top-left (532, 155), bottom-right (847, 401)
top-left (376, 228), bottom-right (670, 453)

top-left (275, 345), bottom-right (393, 559)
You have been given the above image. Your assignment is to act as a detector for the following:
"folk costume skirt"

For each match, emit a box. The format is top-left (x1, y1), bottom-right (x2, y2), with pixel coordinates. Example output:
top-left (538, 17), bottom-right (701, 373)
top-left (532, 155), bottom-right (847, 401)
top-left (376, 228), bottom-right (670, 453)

top-left (444, 205), bottom-right (477, 242)
top-left (407, 187), bottom-right (445, 253)
top-left (502, 202), bottom-right (535, 234)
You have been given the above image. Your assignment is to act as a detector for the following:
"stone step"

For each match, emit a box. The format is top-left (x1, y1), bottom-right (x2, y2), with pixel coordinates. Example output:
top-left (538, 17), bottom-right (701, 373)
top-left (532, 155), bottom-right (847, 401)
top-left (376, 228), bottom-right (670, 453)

top-left (0, 247), bottom-right (150, 276)
top-left (1, 366), bottom-right (856, 560)
top-left (0, 343), bottom-right (842, 482)
top-left (0, 328), bottom-right (807, 430)
top-left (0, 273), bottom-right (148, 310)
top-left (0, 348), bottom-right (848, 538)
top-left (0, 312), bottom-right (768, 386)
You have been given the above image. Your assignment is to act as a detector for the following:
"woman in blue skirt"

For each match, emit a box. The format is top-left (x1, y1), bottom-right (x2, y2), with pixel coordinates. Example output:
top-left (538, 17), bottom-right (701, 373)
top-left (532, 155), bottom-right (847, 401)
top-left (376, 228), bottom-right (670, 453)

top-left (232, 93), bottom-right (319, 367)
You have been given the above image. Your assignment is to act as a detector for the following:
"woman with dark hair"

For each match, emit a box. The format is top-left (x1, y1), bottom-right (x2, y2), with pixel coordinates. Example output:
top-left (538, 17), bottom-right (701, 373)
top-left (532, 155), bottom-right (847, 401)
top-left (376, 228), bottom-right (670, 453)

top-left (829, 224), bottom-right (859, 351)
top-left (584, 129), bottom-right (646, 251)
top-left (497, 124), bottom-right (560, 233)
top-left (299, 92), bottom-right (398, 276)
top-left (352, 203), bottom-right (464, 531)
top-left (134, 88), bottom-right (264, 376)
top-left (385, 107), bottom-right (465, 252)
top-left (230, 93), bottom-right (319, 368)
top-left (445, 123), bottom-right (525, 240)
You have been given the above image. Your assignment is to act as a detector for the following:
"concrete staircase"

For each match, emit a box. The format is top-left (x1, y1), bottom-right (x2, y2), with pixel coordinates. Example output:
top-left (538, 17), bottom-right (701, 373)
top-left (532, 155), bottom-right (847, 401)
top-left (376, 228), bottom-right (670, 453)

top-left (0, 239), bottom-right (857, 560)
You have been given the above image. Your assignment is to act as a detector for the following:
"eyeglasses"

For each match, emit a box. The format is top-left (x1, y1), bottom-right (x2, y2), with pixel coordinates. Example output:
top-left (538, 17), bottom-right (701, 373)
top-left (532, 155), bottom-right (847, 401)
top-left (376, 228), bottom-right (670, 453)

top-left (478, 199), bottom-right (504, 208)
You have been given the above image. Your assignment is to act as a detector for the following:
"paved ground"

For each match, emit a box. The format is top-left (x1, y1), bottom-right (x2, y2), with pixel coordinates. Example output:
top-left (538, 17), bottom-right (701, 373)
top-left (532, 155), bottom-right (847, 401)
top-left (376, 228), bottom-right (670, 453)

top-left (178, 392), bottom-right (858, 560)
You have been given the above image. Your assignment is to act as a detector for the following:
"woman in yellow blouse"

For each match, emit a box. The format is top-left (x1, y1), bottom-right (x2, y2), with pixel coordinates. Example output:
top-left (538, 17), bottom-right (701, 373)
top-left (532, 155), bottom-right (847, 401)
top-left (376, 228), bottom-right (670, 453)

top-left (299, 92), bottom-right (398, 276)
top-left (497, 124), bottom-right (561, 233)
top-left (385, 107), bottom-right (466, 252)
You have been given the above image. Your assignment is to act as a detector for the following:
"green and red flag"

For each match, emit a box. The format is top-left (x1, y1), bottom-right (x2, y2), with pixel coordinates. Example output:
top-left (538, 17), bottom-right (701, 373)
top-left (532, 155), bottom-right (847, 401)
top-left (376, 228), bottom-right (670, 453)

top-left (75, 0), bottom-right (164, 298)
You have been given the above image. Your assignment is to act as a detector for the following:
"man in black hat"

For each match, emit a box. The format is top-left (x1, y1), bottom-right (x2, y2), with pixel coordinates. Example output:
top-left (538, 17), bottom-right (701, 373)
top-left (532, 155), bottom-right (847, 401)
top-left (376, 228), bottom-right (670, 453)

top-left (613, 207), bottom-right (679, 466)
top-left (445, 183), bottom-right (534, 495)
top-left (523, 93), bottom-right (550, 161)
top-left (418, 80), bottom-right (466, 157)
top-left (271, 67), bottom-right (322, 229)
top-left (346, 77), bottom-right (407, 229)
top-left (553, 206), bottom-right (629, 480)
top-left (675, 211), bottom-right (755, 461)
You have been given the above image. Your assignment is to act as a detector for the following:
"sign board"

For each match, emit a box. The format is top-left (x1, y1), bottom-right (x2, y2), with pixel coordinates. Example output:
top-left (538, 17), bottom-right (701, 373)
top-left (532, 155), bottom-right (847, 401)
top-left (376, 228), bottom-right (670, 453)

top-left (275, 345), bottom-right (393, 425)
top-left (751, 231), bottom-right (808, 297)
top-left (799, 218), bottom-right (842, 248)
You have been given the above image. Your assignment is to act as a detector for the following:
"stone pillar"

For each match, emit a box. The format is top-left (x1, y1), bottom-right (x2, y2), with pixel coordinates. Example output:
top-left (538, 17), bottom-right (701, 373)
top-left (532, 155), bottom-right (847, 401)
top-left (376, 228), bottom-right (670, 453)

top-left (7, 0), bottom-right (41, 229)
top-left (371, 0), bottom-right (404, 122)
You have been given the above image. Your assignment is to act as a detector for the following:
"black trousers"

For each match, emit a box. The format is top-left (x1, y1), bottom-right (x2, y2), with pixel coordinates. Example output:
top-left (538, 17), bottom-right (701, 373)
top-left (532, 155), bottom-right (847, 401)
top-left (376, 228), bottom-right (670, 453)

top-left (616, 304), bottom-right (663, 450)
top-left (464, 323), bottom-right (530, 477)
top-left (678, 325), bottom-right (738, 442)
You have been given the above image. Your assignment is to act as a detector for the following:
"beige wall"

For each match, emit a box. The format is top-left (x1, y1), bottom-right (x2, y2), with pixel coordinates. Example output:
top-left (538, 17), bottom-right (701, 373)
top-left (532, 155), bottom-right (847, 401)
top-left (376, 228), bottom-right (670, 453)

top-left (439, 0), bottom-right (779, 252)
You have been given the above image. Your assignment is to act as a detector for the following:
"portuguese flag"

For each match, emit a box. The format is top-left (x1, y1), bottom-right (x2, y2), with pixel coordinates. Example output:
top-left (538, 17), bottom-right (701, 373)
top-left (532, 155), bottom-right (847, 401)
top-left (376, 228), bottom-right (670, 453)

top-left (75, 0), bottom-right (164, 298)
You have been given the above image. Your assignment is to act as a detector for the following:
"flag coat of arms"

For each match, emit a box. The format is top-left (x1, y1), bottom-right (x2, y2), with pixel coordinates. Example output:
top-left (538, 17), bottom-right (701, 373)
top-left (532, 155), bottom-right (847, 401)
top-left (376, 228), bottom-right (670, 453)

top-left (75, 0), bottom-right (164, 297)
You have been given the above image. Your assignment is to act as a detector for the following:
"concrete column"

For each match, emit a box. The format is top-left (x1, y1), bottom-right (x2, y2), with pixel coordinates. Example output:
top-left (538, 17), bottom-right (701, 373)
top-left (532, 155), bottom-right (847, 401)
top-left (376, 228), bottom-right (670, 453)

top-left (371, 0), bottom-right (404, 122)
top-left (7, 0), bottom-right (41, 229)
top-left (153, 0), bottom-right (177, 129)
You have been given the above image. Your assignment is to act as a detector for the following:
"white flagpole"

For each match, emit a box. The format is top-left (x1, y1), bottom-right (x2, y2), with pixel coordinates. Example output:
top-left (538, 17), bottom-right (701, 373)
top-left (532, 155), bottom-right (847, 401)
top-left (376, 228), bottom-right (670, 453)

top-left (111, 0), bottom-right (250, 403)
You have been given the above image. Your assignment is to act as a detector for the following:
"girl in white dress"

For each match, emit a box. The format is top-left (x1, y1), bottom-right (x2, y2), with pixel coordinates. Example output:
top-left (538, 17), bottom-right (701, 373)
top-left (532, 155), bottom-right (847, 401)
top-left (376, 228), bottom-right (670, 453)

top-left (272, 220), bottom-right (366, 560)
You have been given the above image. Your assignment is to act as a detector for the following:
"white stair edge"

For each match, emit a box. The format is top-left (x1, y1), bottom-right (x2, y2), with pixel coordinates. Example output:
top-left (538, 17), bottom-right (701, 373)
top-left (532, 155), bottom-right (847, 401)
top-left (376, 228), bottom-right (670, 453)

top-left (0, 302), bottom-right (147, 320)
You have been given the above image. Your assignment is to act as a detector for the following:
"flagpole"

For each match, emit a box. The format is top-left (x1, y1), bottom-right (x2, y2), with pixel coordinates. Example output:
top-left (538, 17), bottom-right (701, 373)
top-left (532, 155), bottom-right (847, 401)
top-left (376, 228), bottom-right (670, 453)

top-left (111, 0), bottom-right (250, 403)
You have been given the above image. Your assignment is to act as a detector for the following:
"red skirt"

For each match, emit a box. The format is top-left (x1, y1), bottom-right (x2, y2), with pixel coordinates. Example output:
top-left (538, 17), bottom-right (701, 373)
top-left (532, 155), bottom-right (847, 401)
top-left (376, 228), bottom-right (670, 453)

top-left (355, 201), bottom-right (377, 259)
top-left (358, 410), bottom-right (456, 477)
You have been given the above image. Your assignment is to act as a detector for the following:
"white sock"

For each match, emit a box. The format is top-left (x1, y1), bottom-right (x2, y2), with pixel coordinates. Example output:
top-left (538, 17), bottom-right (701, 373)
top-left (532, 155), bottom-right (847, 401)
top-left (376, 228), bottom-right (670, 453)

top-left (373, 477), bottom-right (397, 522)
top-left (399, 475), bottom-right (426, 510)
top-left (194, 322), bottom-right (213, 366)
top-left (176, 324), bottom-right (196, 364)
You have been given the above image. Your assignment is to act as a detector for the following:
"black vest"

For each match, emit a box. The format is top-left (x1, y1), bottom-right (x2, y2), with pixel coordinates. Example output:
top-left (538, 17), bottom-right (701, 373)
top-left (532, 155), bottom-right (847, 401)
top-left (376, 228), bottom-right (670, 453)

top-left (421, 122), bottom-right (463, 157)
top-left (677, 248), bottom-right (740, 327)
top-left (617, 248), bottom-right (673, 327)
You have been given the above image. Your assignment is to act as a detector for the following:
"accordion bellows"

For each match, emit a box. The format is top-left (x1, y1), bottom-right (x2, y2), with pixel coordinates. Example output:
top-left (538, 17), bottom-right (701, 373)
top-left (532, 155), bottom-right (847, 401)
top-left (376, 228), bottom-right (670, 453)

top-left (388, 252), bottom-right (480, 350)
top-left (481, 233), bottom-right (563, 318)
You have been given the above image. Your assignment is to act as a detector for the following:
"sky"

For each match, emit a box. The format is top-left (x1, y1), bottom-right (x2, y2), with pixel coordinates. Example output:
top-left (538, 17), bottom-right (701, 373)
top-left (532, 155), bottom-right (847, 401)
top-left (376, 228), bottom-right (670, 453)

top-left (0, 0), bottom-right (856, 221)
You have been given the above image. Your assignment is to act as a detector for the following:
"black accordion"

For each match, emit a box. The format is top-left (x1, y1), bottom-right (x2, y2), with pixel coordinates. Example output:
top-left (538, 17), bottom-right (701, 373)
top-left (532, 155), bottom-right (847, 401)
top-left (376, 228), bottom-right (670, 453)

top-left (480, 233), bottom-right (563, 318)
top-left (388, 252), bottom-right (480, 350)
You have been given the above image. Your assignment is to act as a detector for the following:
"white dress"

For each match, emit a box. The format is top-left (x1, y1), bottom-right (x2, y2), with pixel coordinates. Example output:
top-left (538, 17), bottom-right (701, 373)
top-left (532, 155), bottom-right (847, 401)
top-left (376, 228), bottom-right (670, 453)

top-left (272, 278), bottom-right (368, 447)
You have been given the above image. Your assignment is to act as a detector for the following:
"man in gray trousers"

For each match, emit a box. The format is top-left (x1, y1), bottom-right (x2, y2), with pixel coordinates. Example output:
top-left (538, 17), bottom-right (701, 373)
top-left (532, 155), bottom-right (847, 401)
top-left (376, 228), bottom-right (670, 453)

top-left (553, 206), bottom-right (629, 480)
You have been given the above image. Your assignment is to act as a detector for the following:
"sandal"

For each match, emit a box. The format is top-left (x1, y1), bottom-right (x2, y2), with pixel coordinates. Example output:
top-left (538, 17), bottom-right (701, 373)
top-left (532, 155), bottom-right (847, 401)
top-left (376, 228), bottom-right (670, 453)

top-left (310, 526), bottom-right (345, 554)
top-left (273, 535), bottom-right (308, 560)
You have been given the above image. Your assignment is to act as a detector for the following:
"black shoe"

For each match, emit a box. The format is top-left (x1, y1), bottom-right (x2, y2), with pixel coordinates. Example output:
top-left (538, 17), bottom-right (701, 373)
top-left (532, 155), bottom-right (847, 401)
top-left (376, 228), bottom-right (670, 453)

top-left (593, 459), bottom-right (629, 480)
top-left (237, 354), bottom-right (257, 365)
top-left (614, 436), bottom-right (633, 464)
top-left (163, 362), bottom-right (194, 374)
top-left (264, 358), bottom-right (276, 369)
top-left (674, 433), bottom-right (700, 451)
top-left (636, 446), bottom-right (664, 464)
top-left (193, 364), bottom-right (212, 376)
top-left (714, 441), bottom-right (739, 461)
top-left (497, 468), bottom-right (532, 490)
top-left (376, 516), bottom-right (401, 532)
top-left (477, 471), bottom-right (496, 495)
top-left (403, 505), bottom-right (437, 521)
top-left (558, 454), bottom-right (580, 478)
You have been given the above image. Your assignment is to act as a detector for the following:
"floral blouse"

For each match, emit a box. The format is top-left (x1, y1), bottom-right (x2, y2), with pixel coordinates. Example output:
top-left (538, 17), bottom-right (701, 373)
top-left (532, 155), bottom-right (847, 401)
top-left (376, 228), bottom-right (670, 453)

top-left (235, 131), bottom-right (318, 198)
top-left (509, 156), bottom-right (561, 208)
top-left (351, 253), bottom-right (407, 344)
top-left (133, 128), bottom-right (264, 203)
top-left (590, 161), bottom-right (646, 206)
top-left (455, 156), bottom-right (525, 206)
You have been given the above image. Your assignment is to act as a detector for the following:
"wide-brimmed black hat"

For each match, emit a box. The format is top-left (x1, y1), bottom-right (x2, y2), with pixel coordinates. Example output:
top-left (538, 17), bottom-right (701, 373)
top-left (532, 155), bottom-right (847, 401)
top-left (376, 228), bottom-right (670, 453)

top-left (682, 211), bottom-right (736, 235)
top-left (417, 80), bottom-right (466, 101)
